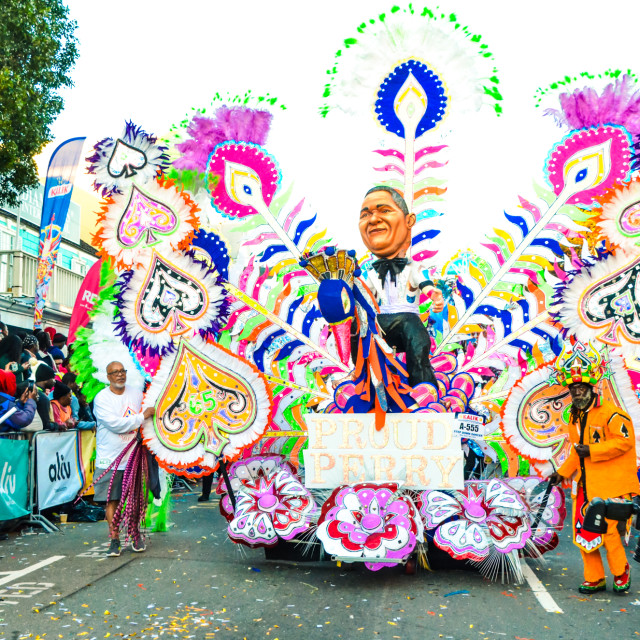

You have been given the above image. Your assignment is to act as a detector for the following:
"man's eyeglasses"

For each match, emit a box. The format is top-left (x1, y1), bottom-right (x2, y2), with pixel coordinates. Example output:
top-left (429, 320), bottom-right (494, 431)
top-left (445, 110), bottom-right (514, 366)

top-left (107, 369), bottom-right (127, 377)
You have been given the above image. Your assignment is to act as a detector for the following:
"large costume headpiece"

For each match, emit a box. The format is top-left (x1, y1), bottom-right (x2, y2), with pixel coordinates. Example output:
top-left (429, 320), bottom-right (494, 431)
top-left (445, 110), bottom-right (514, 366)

top-left (554, 340), bottom-right (605, 387)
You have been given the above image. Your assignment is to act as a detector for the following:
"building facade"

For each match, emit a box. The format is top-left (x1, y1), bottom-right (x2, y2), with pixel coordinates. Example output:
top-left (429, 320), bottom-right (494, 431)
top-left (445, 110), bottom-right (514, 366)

top-left (0, 184), bottom-right (98, 332)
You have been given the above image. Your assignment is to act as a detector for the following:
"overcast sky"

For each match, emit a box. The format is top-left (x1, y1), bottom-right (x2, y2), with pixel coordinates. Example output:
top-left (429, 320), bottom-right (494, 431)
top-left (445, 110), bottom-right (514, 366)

top-left (38, 0), bottom-right (640, 257)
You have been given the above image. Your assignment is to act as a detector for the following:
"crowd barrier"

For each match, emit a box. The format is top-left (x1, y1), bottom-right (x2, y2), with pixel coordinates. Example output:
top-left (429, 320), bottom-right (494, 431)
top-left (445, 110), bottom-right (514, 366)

top-left (0, 428), bottom-right (96, 532)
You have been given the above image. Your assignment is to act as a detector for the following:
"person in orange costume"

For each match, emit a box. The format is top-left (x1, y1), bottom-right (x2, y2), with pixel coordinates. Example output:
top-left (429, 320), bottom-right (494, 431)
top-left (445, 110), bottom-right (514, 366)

top-left (549, 341), bottom-right (639, 594)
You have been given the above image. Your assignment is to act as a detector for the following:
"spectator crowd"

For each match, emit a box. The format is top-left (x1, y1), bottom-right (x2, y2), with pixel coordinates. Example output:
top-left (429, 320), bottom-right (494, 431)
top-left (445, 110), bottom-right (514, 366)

top-left (0, 323), bottom-right (95, 434)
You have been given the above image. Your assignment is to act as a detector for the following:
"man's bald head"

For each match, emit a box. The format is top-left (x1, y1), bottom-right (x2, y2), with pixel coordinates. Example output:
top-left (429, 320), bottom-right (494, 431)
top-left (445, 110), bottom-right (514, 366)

top-left (106, 361), bottom-right (127, 392)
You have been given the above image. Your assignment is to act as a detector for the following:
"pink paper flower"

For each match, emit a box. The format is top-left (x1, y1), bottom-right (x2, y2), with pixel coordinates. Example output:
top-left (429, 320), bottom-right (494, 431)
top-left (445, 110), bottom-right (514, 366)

top-left (419, 479), bottom-right (531, 564)
top-left (317, 482), bottom-right (423, 571)
top-left (226, 466), bottom-right (317, 548)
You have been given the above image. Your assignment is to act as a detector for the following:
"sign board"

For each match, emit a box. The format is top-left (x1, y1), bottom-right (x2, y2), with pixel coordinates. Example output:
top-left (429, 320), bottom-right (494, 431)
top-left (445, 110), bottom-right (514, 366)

top-left (0, 438), bottom-right (30, 520)
top-left (35, 431), bottom-right (83, 510)
top-left (303, 413), bottom-right (464, 490)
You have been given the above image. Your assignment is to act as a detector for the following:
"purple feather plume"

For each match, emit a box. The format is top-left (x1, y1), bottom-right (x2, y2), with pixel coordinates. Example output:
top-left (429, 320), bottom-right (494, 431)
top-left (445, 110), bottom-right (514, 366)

top-left (544, 75), bottom-right (640, 135)
top-left (174, 106), bottom-right (273, 172)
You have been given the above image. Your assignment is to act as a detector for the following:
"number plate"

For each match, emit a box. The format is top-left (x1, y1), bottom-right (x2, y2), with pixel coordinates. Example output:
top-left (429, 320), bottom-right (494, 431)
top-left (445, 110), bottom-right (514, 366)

top-left (452, 413), bottom-right (486, 439)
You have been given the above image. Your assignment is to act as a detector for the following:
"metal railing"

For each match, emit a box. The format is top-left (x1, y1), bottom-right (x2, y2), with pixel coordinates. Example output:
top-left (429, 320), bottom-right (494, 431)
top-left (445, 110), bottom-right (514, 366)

top-left (0, 250), bottom-right (84, 309)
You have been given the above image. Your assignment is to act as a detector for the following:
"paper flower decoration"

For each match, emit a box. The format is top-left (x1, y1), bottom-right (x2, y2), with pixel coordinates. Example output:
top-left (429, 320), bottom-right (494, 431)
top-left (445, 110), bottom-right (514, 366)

top-left (86, 120), bottom-right (169, 196)
top-left (94, 177), bottom-right (200, 269)
top-left (317, 482), bottom-right (423, 571)
top-left (114, 250), bottom-right (228, 356)
top-left (419, 480), bottom-right (531, 580)
top-left (503, 477), bottom-right (566, 554)
top-left (223, 466), bottom-right (317, 548)
top-left (142, 337), bottom-right (272, 474)
top-left (216, 455), bottom-right (298, 517)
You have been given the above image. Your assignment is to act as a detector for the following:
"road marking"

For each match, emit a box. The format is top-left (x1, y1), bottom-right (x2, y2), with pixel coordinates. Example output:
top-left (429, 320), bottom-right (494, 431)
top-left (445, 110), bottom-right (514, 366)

top-left (0, 555), bottom-right (65, 587)
top-left (522, 562), bottom-right (564, 614)
top-left (0, 581), bottom-right (55, 605)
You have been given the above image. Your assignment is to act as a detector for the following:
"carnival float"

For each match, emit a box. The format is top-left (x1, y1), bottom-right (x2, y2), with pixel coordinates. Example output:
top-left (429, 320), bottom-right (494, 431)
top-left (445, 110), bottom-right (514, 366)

top-left (71, 5), bottom-right (640, 582)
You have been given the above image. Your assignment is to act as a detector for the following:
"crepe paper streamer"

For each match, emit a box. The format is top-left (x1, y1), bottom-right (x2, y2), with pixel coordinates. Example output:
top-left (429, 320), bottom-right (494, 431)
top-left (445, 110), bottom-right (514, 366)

top-left (443, 590), bottom-right (469, 597)
top-left (499, 364), bottom-right (570, 470)
top-left (419, 480), bottom-right (534, 583)
top-left (226, 282), bottom-right (348, 372)
top-left (190, 229), bottom-right (231, 280)
top-left (215, 455), bottom-right (299, 517)
top-left (262, 373), bottom-right (331, 400)
top-left (438, 205), bottom-right (565, 369)
top-left (462, 312), bottom-right (550, 371)
top-left (87, 120), bottom-right (169, 197)
top-left (173, 105), bottom-right (274, 174)
top-left (505, 477), bottom-right (566, 554)
top-left (166, 92), bottom-right (286, 168)
top-left (94, 177), bottom-right (200, 270)
top-left (437, 129), bottom-right (627, 354)
top-left (142, 337), bottom-right (272, 474)
top-left (544, 74), bottom-right (640, 138)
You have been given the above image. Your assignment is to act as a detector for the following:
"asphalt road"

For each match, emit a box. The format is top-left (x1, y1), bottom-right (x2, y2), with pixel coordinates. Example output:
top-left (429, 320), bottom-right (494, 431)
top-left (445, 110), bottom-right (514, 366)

top-left (1, 486), bottom-right (639, 640)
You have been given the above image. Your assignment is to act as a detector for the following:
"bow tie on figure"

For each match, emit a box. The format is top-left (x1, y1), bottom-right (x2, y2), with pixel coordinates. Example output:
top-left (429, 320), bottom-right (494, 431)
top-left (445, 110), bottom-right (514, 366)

top-left (371, 257), bottom-right (409, 285)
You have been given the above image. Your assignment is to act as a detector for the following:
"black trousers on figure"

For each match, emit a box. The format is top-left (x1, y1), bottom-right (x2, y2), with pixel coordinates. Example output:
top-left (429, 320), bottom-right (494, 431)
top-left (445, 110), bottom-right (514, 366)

top-left (351, 312), bottom-right (437, 388)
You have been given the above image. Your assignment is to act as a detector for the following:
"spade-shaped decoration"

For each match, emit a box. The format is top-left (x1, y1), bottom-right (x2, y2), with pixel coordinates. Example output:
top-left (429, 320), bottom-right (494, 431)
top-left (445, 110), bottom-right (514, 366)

top-left (108, 138), bottom-right (148, 178)
top-left (578, 255), bottom-right (640, 346)
top-left (117, 186), bottom-right (178, 249)
top-left (136, 251), bottom-right (208, 336)
top-left (143, 337), bottom-right (272, 470)
top-left (154, 340), bottom-right (260, 455)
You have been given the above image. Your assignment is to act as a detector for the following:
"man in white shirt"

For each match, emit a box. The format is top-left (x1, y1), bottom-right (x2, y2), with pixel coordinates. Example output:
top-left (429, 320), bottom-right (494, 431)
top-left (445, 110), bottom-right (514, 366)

top-left (93, 361), bottom-right (155, 557)
top-left (359, 186), bottom-right (444, 387)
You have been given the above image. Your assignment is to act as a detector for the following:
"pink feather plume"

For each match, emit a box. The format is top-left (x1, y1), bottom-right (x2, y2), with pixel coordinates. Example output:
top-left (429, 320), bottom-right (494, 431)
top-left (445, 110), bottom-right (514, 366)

top-left (544, 75), bottom-right (640, 135)
top-left (174, 106), bottom-right (273, 172)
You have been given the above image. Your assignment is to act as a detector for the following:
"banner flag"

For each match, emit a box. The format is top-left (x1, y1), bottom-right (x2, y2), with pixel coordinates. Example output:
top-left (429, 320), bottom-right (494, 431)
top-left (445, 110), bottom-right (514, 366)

top-left (68, 259), bottom-right (102, 343)
top-left (0, 438), bottom-right (30, 521)
top-left (34, 137), bottom-right (86, 330)
top-left (35, 431), bottom-right (83, 510)
top-left (79, 429), bottom-right (96, 496)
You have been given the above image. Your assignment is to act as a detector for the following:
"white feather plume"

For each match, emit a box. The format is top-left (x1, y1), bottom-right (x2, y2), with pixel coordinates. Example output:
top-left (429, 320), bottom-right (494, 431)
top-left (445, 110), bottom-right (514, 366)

top-left (86, 302), bottom-right (145, 391)
top-left (324, 10), bottom-right (496, 120)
